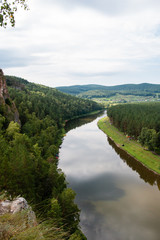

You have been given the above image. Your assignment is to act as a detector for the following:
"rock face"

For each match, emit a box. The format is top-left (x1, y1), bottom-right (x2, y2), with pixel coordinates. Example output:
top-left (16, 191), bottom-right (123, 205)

top-left (0, 197), bottom-right (28, 214)
top-left (0, 69), bottom-right (21, 125)
top-left (0, 197), bottom-right (37, 227)
top-left (0, 69), bottom-right (9, 104)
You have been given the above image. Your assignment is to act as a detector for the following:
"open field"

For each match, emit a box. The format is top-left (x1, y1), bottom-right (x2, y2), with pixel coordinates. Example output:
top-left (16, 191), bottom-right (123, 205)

top-left (94, 94), bottom-right (160, 108)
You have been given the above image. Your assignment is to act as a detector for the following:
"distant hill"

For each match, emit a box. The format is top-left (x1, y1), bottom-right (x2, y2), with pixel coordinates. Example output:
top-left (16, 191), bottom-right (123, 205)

top-left (56, 84), bottom-right (109, 95)
top-left (56, 83), bottom-right (160, 99)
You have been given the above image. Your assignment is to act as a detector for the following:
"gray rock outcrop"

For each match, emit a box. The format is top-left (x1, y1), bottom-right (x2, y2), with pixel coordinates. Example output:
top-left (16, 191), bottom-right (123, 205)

top-left (0, 197), bottom-right (37, 227)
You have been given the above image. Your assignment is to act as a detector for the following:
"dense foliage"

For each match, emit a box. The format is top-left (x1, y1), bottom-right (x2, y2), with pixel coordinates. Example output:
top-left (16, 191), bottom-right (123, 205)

top-left (57, 83), bottom-right (160, 99)
top-left (107, 102), bottom-right (160, 154)
top-left (6, 76), bottom-right (101, 122)
top-left (0, 76), bottom-right (101, 239)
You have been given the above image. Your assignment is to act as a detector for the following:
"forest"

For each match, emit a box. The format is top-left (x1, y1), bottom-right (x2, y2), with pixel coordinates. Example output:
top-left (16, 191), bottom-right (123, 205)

top-left (107, 102), bottom-right (160, 154)
top-left (57, 83), bottom-right (160, 99)
top-left (0, 75), bottom-right (102, 239)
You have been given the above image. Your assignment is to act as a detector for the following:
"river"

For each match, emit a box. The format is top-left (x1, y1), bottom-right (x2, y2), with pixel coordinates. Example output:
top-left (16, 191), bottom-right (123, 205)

top-left (59, 111), bottom-right (160, 240)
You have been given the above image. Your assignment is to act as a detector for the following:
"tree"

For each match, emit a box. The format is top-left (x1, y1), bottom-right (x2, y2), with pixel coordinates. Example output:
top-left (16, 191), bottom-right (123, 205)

top-left (48, 198), bottom-right (62, 225)
top-left (59, 188), bottom-right (80, 233)
top-left (139, 127), bottom-right (157, 151)
top-left (0, 0), bottom-right (28, 27)
top-left (6, 120), bottom-right (20, 139)
top-left (69, 230), bottom-right (87, 240)
top-left (0, 114), bottom-right (5, 130)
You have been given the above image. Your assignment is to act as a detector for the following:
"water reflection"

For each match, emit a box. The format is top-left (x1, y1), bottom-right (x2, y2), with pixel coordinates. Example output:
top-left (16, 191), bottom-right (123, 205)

top-left (60, 113), bottom-right (127, 181)
top-left (60, 112), bottom-right (160, 240)
top-left (107, 137), bottom-right (160, 189)
top-left (78, 201), bottom-right (106, 240)
top-left (70, 173), bottom-right (124, 202)
top-left (93, 183), bottom-right (160, 240)
top-left (65, 111), bottom-right (104, 133)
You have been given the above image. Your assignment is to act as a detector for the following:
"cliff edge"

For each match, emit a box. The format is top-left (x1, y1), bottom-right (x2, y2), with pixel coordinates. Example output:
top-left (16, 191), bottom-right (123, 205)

top-left (0, 69), bottom-right (20, 125)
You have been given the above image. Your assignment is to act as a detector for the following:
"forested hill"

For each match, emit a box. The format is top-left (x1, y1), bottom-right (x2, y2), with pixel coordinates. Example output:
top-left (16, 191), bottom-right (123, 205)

top-left (108, 102), bottom-right (160, 154)
top-left (5, 76), bottom-right (102, 121)
top-left (0, 74), bottom-right (102, 239)
top-left (56, 84), bottom-right (108, 95)
top-left (56, 83), bottom-right (160, 99)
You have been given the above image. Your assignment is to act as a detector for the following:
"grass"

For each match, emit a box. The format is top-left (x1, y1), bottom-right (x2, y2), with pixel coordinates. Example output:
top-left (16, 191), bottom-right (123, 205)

top-left (98, 116), bottom-right (160, 175)
top-left (0, 211), bottom-right (68, 240)
top-left (0, 193), bottom-right (84, 240)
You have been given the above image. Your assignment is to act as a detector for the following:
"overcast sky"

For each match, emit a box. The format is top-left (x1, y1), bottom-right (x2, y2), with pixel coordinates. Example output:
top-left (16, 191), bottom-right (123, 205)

top-left (1, 0), bottom-right (160, 87)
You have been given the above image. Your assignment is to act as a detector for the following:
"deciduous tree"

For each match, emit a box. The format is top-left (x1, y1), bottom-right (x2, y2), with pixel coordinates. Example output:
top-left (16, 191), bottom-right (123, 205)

top-left (0, 0), bottom-right (28, 27)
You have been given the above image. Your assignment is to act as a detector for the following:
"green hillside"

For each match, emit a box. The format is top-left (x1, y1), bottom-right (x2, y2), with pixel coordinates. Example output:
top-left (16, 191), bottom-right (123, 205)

top-left (6, 76), bottom-right (102, 121)
top-left (56, 84), bottom-right (107, 95)
top-left (0, 75), bottom-right (102, 239)
top-left (56, 83), bottom-right (160, 101)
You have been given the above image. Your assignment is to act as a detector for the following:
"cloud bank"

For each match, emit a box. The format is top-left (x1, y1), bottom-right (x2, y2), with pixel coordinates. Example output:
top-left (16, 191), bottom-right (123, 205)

top-left (1, 0), bottom-right (160, 86)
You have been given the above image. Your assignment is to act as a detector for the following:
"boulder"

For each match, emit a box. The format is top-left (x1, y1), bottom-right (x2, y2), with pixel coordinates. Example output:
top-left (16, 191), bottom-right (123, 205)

top-left (0, 197), bottom-right (37, 227)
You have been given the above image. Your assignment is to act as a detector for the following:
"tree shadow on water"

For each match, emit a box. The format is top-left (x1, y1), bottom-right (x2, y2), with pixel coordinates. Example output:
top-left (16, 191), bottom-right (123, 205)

top-left (107, 136), bottom-right (160, 190)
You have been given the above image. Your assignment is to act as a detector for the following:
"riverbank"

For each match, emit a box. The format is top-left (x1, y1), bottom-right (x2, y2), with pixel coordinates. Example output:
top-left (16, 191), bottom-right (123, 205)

top-left (98, 116), bottom-right (160, 175)
top-left (65, 109), bottom-right (104, 122)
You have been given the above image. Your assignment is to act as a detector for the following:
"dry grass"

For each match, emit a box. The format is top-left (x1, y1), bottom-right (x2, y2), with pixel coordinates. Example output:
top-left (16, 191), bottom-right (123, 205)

top-left (0, 211), bottom-right (68, 240)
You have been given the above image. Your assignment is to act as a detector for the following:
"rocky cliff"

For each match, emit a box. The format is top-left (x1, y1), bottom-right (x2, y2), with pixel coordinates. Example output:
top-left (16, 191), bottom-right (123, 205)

top-left (0, 69), bottom-right (20, 124)
top-left (0, 69), bottom-right (9, 104)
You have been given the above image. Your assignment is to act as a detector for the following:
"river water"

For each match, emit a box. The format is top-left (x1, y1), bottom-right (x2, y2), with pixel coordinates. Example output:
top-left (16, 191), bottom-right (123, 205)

top-left (59, 111), bottom-right (160, 240)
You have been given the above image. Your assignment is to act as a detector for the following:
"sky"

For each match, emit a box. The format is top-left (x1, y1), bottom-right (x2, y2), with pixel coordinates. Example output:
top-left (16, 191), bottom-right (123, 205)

top-left (1, 0), bottom-right (160, 87)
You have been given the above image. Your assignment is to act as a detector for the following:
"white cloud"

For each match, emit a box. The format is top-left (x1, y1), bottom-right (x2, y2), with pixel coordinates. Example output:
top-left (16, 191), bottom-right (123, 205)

top-left (1, 0), bottom-right (160, 86)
